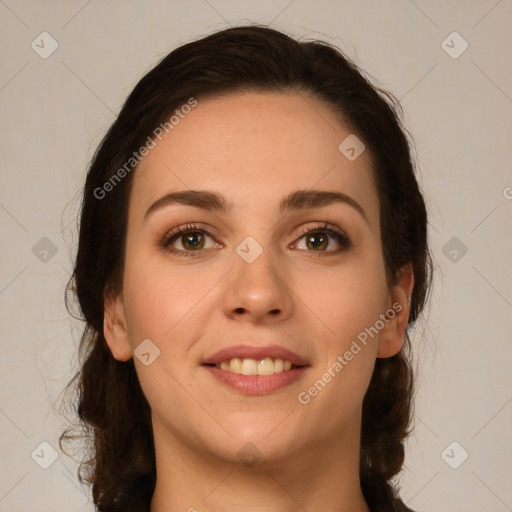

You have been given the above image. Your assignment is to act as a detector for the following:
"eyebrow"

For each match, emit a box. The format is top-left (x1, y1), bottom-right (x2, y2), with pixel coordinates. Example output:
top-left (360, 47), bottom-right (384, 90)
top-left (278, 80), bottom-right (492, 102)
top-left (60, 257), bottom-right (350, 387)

top-left (143, 189), bottom-right (369, 224)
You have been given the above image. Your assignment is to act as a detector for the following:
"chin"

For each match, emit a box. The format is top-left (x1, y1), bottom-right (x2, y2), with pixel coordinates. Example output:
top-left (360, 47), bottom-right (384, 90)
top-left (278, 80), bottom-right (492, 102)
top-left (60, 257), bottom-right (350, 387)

top-left (215, 419), bottom-right (305, 464)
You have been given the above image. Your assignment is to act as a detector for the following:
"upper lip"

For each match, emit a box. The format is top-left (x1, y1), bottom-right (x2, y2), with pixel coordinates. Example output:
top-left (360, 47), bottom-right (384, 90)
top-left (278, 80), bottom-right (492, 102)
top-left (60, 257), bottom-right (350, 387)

top-left (203, 344), bottom-right (309, 366)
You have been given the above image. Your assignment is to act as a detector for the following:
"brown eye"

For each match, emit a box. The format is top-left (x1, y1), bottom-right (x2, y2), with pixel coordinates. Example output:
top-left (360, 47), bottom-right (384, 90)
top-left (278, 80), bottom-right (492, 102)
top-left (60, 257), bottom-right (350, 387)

top-left (294, 224), bottom-right (351, 254)
top-left (178, 231), bottom-right (205, 251)
top-left (161, 224), bottom-right (218, 257)
top-left (304, 232), bottom-right (328, 251)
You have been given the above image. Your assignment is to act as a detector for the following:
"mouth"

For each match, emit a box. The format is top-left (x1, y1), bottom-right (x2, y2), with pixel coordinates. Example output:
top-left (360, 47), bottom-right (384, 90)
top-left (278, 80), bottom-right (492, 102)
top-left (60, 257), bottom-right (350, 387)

top-left (205, 357), bottom-right (301, 375)
top-left (202, 345), bottom-right (310, 395)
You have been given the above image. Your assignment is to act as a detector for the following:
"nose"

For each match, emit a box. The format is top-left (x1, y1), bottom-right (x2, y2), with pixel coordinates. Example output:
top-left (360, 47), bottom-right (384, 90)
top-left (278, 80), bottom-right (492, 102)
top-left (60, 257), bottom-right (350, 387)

top-left (222, 241), bottom-right (294, 324)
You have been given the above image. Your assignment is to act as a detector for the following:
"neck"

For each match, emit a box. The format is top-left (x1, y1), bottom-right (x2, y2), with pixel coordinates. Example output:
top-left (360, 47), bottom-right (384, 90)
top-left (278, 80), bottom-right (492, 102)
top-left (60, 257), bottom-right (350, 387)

top-left (150, 415), bottom-right (370, 512)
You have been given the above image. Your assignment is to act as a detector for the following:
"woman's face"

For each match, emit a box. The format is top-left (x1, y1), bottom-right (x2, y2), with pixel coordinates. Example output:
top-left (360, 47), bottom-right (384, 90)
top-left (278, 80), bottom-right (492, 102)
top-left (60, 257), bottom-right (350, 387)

top-left (104, 91), bottom-right (411, 466)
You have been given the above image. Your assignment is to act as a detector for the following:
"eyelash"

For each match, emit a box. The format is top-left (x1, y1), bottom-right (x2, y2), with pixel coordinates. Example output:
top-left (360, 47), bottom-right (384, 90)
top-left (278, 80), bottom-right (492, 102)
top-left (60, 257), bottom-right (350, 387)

top-left (160, 222), bottom-right (351, 258)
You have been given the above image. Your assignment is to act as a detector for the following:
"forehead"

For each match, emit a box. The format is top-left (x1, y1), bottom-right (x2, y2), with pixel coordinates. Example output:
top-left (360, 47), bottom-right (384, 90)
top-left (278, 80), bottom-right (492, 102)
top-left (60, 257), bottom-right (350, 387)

top-left (130, 91), bottom-right (378, 221)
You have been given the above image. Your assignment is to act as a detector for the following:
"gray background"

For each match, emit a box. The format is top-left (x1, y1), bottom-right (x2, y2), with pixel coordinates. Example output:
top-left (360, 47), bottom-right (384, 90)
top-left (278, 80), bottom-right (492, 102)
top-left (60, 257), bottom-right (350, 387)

top-left (1, 1), bottom-right (511, 510)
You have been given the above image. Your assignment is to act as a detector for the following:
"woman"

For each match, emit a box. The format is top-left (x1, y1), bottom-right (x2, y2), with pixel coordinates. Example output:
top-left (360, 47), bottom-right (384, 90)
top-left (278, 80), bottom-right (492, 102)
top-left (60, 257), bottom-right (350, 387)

top-left (61, 25), bottom-right (431, 512)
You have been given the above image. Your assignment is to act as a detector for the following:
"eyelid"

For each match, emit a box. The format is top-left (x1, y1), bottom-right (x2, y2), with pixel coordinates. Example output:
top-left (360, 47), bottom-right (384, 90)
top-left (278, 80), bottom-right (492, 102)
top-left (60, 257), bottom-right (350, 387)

top-left (291, 222), bottom-right (351, 252)
top-left (161, 221), bottom-right (351, 256)
top-left (162, 222), bottom-right (217, 243)
top-left (294, 221), bottom-right (348, 240)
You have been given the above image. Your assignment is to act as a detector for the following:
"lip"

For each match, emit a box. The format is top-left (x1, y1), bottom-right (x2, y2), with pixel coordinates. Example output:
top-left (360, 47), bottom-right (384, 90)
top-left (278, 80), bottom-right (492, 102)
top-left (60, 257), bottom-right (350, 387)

top-left (203, 365), bottom-right (310, 395)
top-left (202, 344), bottom-right (310, 396)
top-left (202, 344), bottom-right (309, 366)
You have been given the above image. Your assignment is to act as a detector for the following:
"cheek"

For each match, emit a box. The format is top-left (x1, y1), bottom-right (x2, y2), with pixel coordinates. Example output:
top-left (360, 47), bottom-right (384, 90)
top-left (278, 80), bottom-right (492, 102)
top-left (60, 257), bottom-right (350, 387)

top-left (122, 252), bottom-right (189, 344)
top-left (296, 276), bottom-right (383, 432)
top-left (120, 254), bottom-right (212, 419)
top-left (122, 250), bottom-right (223, 356)
top-left (299, 259), bottom-right (389, 344)
top-left (294, 254), bottom-right (388, 424)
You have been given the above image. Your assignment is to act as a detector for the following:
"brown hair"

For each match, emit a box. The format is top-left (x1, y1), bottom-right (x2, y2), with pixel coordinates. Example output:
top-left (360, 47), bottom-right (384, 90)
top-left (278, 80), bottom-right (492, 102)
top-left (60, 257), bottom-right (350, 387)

top-left (60, 24), bottom-right (431, 511)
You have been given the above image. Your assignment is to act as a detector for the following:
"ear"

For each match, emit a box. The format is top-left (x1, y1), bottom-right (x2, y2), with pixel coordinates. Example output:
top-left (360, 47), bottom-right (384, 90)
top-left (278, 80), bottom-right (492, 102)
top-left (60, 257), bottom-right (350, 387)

top-left (377, 263), bottom-right (414, 358)
top-left (103, 290), bottom-right (132, 362)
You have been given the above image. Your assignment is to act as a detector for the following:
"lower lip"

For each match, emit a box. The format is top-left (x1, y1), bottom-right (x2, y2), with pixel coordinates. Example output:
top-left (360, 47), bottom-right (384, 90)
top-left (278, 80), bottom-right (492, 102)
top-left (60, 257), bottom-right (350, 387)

top-left (203, 365), bottom-right (309, 395)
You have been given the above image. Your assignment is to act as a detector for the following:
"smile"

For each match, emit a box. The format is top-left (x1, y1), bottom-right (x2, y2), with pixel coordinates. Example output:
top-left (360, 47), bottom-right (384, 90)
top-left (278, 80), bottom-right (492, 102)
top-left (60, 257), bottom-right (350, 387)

top-left (202, 344), bottom-right (310, 395)
top-left (213, 357), bottom-right (297, 375)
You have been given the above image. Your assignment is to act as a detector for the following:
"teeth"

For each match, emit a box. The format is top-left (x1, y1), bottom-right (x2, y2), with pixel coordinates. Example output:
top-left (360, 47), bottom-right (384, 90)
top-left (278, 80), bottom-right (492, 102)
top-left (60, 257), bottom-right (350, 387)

top-left (257, 357), bottom-right (274, 376)
top-left (215, 357), bottom-right (297, 375)
top-left (241, 358), bottom-right (258, 375)
top-left (230, 358), bottom-right (242, 373)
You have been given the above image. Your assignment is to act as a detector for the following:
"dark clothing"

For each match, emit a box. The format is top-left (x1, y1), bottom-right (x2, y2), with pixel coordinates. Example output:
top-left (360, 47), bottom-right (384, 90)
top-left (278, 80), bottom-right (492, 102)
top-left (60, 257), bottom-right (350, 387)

top-left (371, 497), bottom-right (416, 511)
top-left (389, 497), bottom-right (416, 511)
top-left (115, 473), bottom-right (417, 511)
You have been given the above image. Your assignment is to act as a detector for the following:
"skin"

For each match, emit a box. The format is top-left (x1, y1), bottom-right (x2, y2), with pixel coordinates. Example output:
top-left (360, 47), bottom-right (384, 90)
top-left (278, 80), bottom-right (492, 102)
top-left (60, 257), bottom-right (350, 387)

top-left (104, 91), bottom-right (414, 512)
